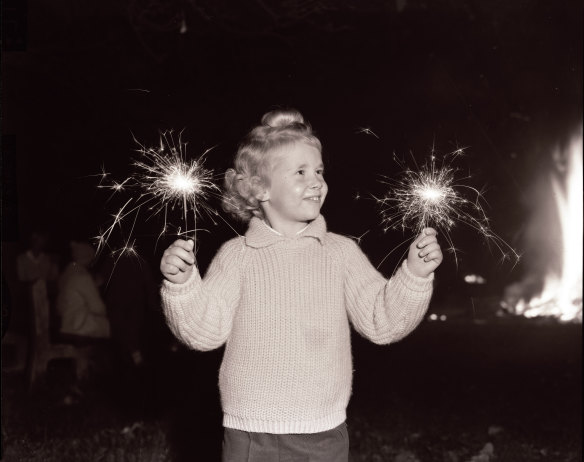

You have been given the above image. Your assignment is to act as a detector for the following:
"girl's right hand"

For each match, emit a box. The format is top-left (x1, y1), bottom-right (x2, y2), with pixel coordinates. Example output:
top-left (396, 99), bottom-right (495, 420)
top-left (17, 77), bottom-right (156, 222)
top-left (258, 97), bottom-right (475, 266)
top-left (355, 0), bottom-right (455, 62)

top-left (160, 239), bottom-right (196, 284)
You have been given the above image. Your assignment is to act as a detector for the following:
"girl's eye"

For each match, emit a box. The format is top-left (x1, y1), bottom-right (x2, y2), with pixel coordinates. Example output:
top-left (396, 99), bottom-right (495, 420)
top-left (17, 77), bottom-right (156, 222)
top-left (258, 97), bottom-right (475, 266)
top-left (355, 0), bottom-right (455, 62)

top-left (316, 169), bottom-right (324, 175)
top-left (297, 170), bottom-right (305, 175)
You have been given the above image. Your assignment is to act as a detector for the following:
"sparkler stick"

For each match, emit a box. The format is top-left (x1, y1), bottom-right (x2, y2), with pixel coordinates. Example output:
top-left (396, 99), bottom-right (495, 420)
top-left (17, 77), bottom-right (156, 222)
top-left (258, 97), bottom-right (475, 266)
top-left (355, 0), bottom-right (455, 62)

top-left (375, 147), bottom-right (520, 269)
top-left (95, 130), bottom-right (222, 264)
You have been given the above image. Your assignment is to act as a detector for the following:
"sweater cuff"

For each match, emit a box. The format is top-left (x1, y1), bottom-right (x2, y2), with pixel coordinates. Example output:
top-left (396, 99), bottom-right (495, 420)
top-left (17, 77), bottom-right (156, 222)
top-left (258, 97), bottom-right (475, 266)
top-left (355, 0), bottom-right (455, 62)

top-left (161, 268), bottom-right (201, 295)
top-left (397, 260), bottom-right (434, 292)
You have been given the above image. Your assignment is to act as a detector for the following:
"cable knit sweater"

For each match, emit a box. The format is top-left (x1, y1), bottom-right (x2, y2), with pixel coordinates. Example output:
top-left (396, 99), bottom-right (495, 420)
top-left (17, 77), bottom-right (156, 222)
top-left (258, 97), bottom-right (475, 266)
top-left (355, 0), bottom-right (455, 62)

top-left (161, 215), bottom-right (434, 434)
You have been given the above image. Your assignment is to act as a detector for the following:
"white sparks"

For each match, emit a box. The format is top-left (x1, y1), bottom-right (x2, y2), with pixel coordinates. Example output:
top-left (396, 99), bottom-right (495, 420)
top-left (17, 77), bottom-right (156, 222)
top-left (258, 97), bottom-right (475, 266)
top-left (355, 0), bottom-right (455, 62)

top-left (95, 130), bottom-right (222, 260)
top-left (375, 148), bottom-right (519, 267)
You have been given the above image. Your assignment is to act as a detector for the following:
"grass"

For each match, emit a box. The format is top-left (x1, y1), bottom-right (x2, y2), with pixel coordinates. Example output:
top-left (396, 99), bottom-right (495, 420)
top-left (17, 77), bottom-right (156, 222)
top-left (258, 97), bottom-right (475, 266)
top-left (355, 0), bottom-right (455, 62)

top-left (2, 317), bottom-right (581, 461)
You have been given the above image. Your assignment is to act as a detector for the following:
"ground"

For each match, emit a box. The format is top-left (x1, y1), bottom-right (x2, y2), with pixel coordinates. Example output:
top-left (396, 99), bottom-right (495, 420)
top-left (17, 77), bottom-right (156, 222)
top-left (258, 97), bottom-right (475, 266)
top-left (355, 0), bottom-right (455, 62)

top-left (2, 314), bottom-right (581, 461)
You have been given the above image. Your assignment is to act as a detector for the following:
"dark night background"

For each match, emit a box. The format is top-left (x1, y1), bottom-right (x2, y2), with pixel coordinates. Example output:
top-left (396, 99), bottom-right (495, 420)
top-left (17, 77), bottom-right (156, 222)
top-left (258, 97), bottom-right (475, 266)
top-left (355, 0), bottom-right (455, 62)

top-left (1, 1), bottom-right (582, 461)
top-left (2, 0), bottom-right (582, 273)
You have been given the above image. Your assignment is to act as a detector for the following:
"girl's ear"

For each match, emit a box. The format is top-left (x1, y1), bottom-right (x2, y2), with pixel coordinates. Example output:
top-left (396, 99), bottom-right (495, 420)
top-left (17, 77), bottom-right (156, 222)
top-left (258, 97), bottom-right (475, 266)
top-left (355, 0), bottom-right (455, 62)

top-left (251, 176), bottom-right (270, 202)
top-left (257, 189), bottom-right (270, 202)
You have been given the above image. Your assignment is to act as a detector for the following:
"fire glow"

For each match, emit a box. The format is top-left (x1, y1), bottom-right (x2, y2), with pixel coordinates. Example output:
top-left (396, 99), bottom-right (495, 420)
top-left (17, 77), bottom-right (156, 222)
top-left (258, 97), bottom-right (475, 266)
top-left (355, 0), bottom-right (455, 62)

top-left (514, 131), bottom-right (583, 322)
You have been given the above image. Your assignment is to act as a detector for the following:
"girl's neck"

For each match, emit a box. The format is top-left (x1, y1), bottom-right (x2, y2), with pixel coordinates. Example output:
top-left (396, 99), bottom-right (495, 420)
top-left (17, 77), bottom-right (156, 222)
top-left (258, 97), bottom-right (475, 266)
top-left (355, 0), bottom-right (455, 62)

top-left (262, 218), bottom-right (310, 238)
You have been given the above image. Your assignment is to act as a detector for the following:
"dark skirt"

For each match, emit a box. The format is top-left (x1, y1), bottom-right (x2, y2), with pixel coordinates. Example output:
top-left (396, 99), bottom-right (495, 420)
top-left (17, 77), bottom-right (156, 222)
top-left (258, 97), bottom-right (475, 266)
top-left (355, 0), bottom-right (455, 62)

top-left (222, 422), bottom-right (350, 462)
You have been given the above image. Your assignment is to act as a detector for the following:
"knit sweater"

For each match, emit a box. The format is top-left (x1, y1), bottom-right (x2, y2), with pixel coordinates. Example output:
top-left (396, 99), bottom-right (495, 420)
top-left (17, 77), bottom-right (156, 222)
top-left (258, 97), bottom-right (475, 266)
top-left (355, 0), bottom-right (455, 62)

top-left (161, 215), bottom-right (434, 434)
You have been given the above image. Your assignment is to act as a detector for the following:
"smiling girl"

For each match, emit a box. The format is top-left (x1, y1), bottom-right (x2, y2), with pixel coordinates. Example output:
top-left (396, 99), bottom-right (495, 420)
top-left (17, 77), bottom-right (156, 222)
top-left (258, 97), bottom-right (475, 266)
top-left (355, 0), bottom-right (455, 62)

top-left (159, 108), bottom-right (442, 461)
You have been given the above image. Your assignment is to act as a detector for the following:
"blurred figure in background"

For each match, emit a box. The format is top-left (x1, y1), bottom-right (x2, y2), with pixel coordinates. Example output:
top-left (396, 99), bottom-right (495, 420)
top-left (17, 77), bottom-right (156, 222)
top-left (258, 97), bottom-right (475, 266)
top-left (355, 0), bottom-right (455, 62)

top-left (16, 230), bottom-right (59, 285)
top-left (56, 240), bottom-right (110, 340)
top-left (2, 229), bottom-right (60, 372)
top-left (16, 229), bottom-right (60, 331)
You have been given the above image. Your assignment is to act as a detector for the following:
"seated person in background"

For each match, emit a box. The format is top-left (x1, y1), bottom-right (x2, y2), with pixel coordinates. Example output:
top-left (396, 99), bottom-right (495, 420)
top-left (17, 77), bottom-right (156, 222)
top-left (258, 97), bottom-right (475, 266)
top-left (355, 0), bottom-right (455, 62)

top-left (56, 240), bottom-right (110, 340)
top-left (17, 230), bottom-right (59, 283)
top-left (12, 229), bottom-right (60, 340)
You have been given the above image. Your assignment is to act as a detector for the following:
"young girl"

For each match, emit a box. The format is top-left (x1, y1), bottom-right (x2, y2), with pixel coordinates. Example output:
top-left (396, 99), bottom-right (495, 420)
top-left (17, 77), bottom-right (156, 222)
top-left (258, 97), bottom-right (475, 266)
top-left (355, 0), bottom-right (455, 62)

top-left (160, 109), bottom-right (443, 461)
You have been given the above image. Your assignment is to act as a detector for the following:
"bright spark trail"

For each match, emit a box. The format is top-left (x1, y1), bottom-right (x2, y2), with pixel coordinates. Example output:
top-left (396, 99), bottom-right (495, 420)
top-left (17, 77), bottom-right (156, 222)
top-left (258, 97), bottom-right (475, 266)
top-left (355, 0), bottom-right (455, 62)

top-left (94, 130), bottom-right (222, 264)
top-left (375, 148), bottom-right (520, 268)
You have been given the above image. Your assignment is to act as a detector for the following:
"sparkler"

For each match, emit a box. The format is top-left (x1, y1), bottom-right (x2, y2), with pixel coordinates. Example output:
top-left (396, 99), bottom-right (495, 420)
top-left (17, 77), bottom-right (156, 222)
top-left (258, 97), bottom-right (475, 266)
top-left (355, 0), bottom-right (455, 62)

top-left (375, 147), bottom-right (520, 268)
top-left (95, 130), bottom-right (222, 264)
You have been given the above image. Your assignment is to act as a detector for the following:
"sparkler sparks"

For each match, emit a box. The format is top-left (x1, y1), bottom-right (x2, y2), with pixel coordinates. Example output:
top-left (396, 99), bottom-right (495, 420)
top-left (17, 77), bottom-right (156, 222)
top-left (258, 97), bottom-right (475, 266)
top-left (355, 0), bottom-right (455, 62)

top-left (131, 132), bottom-right (219, 228)
top-left (95, 130), bottom-right (222, 263)
top-left (356, 127), bottom-right (380, 138)
top-left (375, 148), bottom-right (520, 267)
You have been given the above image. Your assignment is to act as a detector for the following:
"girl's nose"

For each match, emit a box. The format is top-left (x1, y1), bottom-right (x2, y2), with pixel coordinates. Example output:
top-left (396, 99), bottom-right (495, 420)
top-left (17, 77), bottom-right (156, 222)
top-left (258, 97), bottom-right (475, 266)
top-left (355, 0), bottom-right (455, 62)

top-left (310, 178), bottom-right (323, 189)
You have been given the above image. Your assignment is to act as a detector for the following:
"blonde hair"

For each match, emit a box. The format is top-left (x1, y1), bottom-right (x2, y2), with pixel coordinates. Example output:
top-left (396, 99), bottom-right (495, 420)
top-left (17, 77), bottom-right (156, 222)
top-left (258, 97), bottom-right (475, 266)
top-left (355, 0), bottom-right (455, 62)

top-left (222, 108), bottom-right (322, 222)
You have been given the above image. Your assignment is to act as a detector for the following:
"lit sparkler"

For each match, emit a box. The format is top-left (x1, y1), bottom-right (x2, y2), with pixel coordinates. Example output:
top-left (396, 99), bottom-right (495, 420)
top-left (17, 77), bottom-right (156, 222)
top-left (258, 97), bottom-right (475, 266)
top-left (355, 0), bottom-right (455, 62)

top-left (95, 130), bottom-right (222, 263)
top-left (375, 148), bottom-right (520, 267)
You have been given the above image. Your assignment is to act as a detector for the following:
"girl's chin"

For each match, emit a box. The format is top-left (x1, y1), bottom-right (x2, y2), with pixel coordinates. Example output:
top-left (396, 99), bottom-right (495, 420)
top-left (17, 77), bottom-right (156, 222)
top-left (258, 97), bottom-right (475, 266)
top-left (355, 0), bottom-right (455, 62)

top-left (301, 207), bottom-right (322, 219)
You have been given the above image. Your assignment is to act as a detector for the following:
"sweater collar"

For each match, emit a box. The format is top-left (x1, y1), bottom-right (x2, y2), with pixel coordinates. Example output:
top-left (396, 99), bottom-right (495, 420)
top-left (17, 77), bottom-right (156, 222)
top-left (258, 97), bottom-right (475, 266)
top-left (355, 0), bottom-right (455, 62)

top-left (245, 215), bottom-right (327, 248)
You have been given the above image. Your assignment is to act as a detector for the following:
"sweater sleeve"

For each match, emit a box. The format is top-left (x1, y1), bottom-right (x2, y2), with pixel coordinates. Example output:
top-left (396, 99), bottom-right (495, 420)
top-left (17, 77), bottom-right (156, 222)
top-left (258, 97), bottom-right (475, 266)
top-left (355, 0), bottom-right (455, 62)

top-left (341, 238), bottom-right (434, 345)
top-left (160, 238), bottom-right (243, 351)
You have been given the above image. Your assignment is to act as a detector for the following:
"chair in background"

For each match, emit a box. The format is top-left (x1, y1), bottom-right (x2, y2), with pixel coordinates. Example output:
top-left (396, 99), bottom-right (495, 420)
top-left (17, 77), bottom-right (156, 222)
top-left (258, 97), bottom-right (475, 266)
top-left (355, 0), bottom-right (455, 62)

top-left (26, 279), bottom-right (99, 391)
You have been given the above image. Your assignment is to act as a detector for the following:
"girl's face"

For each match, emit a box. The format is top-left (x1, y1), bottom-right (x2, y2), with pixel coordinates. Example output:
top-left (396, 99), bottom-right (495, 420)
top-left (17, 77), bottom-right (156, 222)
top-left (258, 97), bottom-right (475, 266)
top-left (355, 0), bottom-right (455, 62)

top-left (259, 142), bottom-right (327, 236)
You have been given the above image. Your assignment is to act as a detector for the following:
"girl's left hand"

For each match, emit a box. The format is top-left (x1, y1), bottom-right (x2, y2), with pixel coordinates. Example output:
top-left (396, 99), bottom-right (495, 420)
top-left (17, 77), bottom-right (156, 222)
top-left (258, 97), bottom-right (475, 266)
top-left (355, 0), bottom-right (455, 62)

top-left (407, 228), bottom-right (443, 278)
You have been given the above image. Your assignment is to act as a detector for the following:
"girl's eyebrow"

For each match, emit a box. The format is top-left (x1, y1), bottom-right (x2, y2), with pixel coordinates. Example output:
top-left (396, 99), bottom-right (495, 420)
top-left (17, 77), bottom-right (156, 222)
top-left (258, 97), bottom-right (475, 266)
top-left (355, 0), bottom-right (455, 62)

top-left (293, 162), bottom-right (324, 169)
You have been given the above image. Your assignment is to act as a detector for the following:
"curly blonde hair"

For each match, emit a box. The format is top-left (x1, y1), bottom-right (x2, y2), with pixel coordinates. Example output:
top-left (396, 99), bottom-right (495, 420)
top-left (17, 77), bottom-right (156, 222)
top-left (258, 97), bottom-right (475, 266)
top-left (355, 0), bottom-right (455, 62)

top-left (222, 108), bottom-right (322, 222)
